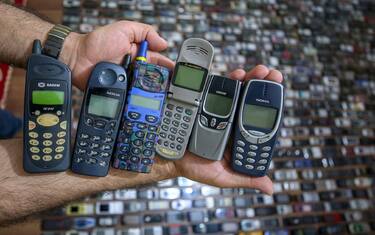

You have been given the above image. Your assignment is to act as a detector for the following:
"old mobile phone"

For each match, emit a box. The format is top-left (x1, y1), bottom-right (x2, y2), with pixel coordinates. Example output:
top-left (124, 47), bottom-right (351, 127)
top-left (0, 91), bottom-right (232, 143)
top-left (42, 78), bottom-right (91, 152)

top-left (71, 59), bottom-right (129, 177)
top-left (156, 38), bottom-right (214, 160)
top-left (23, 40), bottom-right (71, 173)
top-left (188, 75), bottom-right (241, 160)
top-left (232, 79), bottom-right (284, 177)
top-left (113, 41), bottom-right (170, 173)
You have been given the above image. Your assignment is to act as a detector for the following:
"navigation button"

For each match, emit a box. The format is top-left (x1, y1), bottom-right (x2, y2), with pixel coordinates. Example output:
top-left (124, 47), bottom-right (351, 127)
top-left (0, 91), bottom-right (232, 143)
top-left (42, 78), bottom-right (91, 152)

top-left (37, 114), bottom-right (59, 127)
top-left (165, 111), bottom-right (172, 117)
top-left (94, 120), bottom-right (106, 129)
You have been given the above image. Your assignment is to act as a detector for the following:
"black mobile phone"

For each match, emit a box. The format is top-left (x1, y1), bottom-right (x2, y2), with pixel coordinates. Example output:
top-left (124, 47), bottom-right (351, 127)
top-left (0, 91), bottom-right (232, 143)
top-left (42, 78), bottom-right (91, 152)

top-left (23, 40), bottom-right (72, 173)
top-left (232, 79), bottom-right (284, 177)
top-left (71, 61), bottom-right (128, 177)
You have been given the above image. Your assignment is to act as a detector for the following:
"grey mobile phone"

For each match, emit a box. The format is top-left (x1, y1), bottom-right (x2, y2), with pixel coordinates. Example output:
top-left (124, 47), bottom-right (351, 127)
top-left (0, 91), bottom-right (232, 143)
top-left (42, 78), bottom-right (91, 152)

top-left (188, 75), bottom-right (241, 160)
top-left (156, 38), bottom-right (214, 160)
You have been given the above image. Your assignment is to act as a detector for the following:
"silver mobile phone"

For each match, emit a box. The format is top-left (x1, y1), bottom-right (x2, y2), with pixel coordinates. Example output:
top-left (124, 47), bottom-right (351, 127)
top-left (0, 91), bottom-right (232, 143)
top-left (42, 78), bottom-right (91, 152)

top-left (156, 38), bottom-right (214, 160)
top-left (189, 75), bottom-right (241, 160)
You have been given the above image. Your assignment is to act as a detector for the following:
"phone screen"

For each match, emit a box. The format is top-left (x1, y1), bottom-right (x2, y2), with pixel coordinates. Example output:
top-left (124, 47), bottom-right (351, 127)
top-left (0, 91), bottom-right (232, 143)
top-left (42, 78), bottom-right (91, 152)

top-left (88, 94), bottom-right (120, 118)
top-left (243, 104), bottom-right (277, 130)
top-left (130, 94), bottom-right (161, 110)
top-left (32, 90), bottom-right (64, 105)
top-left (173, 64), bottom-right (206, 91)
top-left (204, 93), bottom-right (232, 116)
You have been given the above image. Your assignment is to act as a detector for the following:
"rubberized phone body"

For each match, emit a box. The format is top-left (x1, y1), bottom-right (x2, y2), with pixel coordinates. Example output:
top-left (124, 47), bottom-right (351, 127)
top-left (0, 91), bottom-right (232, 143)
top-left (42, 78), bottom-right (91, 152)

top-left (23, 41), bottom-right (71, 173)
top-left (113, 62), bottom-right (169, 173)
top-left (71, 62), bottom-right (128, 176)
top-left (189, 75), bottom-right (241, 160)
top-left (232, 79), bottom-right (284, 177)
top-left (156, 38), bottom-right (214, 160)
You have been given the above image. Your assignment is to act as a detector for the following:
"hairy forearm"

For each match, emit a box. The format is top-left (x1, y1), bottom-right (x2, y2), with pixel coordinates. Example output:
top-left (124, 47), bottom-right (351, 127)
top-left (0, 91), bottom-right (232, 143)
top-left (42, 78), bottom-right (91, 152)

top-left (0, 3), bottom-right (80, 69)
top-left (0, 139), bottom-right (177, 226)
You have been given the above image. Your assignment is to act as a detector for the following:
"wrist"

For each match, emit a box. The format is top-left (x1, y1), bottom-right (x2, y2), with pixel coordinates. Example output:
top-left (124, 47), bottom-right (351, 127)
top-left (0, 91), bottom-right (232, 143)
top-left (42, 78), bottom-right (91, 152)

top-left (59, 31), bottom-right (83, 72)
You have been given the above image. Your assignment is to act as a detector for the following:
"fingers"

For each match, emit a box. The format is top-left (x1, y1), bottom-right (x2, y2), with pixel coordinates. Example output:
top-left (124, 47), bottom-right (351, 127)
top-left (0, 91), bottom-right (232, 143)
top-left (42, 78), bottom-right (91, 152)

top-left (147, 51), bottom-right (175, 70)
top-left (118, 21), bottom-right (168, 52)
top-left (228, 69), bottom-right (246, 81)
top-left (244, 65), bottom-right (270, 81)
top-left (265, 69), bottom-right (283, 83)
top-left (222, 173), bottom-right (274, 195)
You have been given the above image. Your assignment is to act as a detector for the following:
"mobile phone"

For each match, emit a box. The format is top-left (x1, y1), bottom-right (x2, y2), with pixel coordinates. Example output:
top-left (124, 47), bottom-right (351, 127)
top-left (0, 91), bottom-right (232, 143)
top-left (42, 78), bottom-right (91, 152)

top-left (188, 75), bottom-right (241, 160)
top-left (113, 41), bottom-right (170, 173)
top-left (23, 40), bottom-right (71, 173)
top-left (232, 79), bottom-right (284, 177)
top-left (71, 60), bottom-right (129, 176)
top-left (156, 38), bottom-right (214, 160)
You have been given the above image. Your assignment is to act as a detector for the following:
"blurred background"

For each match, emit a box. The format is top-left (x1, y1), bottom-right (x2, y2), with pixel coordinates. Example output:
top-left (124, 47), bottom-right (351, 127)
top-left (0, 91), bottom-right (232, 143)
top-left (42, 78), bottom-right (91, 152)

top-left (0, 0), bottom-right (374, 235)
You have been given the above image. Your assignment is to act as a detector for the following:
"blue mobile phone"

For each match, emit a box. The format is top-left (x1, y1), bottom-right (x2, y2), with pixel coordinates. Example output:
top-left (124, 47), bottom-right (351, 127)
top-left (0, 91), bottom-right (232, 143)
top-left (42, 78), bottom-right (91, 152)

top-left (113, 41), bottom-right (170, 173)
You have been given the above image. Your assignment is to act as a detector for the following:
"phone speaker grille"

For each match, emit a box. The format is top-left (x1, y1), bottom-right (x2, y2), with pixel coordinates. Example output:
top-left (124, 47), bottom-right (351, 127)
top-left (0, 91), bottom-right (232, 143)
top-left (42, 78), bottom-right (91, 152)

top-left (186, 45), bottom-right (208, 55)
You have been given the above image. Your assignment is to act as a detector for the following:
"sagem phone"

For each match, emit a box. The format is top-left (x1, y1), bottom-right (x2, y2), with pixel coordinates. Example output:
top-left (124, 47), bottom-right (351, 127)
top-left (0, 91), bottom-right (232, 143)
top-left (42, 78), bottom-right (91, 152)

top-left (71, 61), bottom-right (128, 177)
top-left (189, 75), bottom-right (241, 160)
top-left (113, 41), bottom-right (170, 173)
top-left (156, 38), bottom-right (214, 160)
top-left (23, 40), bottom-right (71, 173)
top-left (232, 79), bottom-right (284, 177)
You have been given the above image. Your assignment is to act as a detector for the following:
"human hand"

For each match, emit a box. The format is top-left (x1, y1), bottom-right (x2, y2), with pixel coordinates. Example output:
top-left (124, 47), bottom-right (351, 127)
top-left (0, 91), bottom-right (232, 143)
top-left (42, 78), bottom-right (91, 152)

top-left (172, 66), bottom-right (283, 195)
top-left (60, 21), bottom-right (174, 90)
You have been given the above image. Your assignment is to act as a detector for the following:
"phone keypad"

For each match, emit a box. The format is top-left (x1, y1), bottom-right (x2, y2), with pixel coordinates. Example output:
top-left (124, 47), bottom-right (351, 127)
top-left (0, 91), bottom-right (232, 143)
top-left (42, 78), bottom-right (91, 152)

top-left (233, 139), bottom-right (273, 173)
top-left (27, 118), bottom-right (67, 164)
top-left (74, 117), bottom-right (117, 168)
top-left (157, 104), bottom-right (193, 156)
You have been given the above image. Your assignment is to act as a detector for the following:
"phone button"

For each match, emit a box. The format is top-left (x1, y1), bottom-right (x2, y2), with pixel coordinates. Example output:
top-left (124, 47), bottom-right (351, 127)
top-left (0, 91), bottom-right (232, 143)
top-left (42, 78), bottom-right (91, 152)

top-left (217, 122), bottom-right (227, 130)
top-left (174, 113), bottom-right (181, 120)
top-left (42, 148), bottom-right (52, 154)
top-left (60, 121), bottom-right (67, 130)
top-left (185, 109), bottom-right (193, 116)
top-left (86, 158), bottom-right (97, 164)
top-left (133, 139), bottom-right (143, 146)
top-left (143, 149), bottom-right (152, 157)
top-left (28, 121), bottom-right (36, 130)
top-left (90, 143), bottom-right (100, 149)
top-left (200, 116), bottom-right (208, 126)
top-left (91, 135), bottom-right (101, 141)
top-left (176, 137), bottom-right (184, 143)
top-left (159, 147), bottom-right (178, 156)
top-left (161, 125), bottom-right (169, 131)
top-left (104, 137), bottom-right (113, 143)
top-left (172, 120), bottom-right (179, 127)
top-left (249, 130), bottom-right (265, 136)
top-left (176, 106), bottom-right (183, 113)
top-left (163, 118), bottom-right (171, 125)
top-left (249, 145), bottom-right (258, 150)
top-left (210, 118), bottom-right (216, 127)
top-left (77, 148), bottom-right (87, 155)
top-left (260, 153), bottom-right (269, 158)
top-left (159, 132), bottom-right (167, 138)
top-left (29, 131), bottom-right (38, 138)
top-left (43, 133), bottom-right (53, 139)
top-left (29, 139), bottom-right (39, 146)
top-left (259, 159), bottom-right (268, 164)
top-left (183, 116), bottom-right (191, 122)
top-left (142, 158), bottom-right (152, 165)
top-left (181, 123), bottom-right (189, 129)
top-left (42, 155), bottom-right (52, 161)
top-left (170, 143), bottom-right (176, 149)
top-left (146, 115), bottom-right (158, 123)
top-left (130, 156), bottom-right (140, 163)
top-left (54, 154), bottom-right (63, 160)
top-left (137, 123), bottom-right (147, 129)
top-left (262, 146), bottom-right (271, 151)
top-left (237, 140), bottom-right (245, 147)
top-left (94, 120), bottom-right (106, 129)
top-left (55, 146), bottom-right (64, 153)
top-left (258, 138), bottom-right (268, 144)
top-left (168, 135), bottom-right (175, 141)
top-left (100, 152), bottom-right (110, 158)
top-left (257, 166), bottom-right (266, 171)
top-left (145, 141), bottom-right (154, 148)
top-left (178, 130), bottom-right (187, 137)
top-left (165, 111), bottom-right (172, 117)
top-left (234, 160), bottom-right (242, 166)
top-left (131, 148), bottom-right (141, 155)
top-left (246, 158), bottom-right (256, 163)
top-left (56, 139), bottom-right (65, 145)
top-left (235, 153), bottom-right (243, 159)
top-left (146, 133), bottom-right (156, 140)
top-left (31, 155), bottom-right (41, 161)
top-left (166, 104), bottom-right (174, 110)
top-left (88, 150), bottom-right (98, 156)
top-left (236, 147), bottom-right (244, 153)
top-left (37, 114), bottom-right (59, 127)
top-left (129, 112), bottom-right (141, 120)
top-left (247, 151), bottom-right (256, 157)
top-left (57, 131), bottom-right (66, 138)
top-left (245, 165), bottom-right (254, 170)
top-left (85, 118), bottom-right (94, 126)
top-left (176, 145), bottom-right (182, 151)
top-left (102, 145), bottom-right (111, 151)
top-left (148, 125), bottom-right (157, 132)
top-left (43, 140), bottom-right (52, 146)
top-left (170, 127), bottom-right (178, 134)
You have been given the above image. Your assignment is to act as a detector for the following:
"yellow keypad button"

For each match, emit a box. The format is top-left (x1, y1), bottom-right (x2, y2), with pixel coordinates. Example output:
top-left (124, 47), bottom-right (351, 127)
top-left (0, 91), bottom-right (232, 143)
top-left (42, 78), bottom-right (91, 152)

top-left (56, 139), bottom-right (66, 145)
top-left (42, 155), bottom-right (52, 161)
top-left (57, 131), bottom-right (66, 138)
top-left (43, 133), bottom-right (53, 139)
top-left (30, 147), bottom-right (40, 153)
top-left (54, 154), bottom-right (63, 160)
top-left (60, 121), bottom-right (67, 130)
top-left (42, 148), bottom-right (53, 154)
top-left (159, 147), bottom-right (179, 156)
top-left (28, 121), bottom-right (36, 130)
top-left (36, 114), bottom-right (59, 127)
top-left (29, 131), bottom-right (38, 138)
top-left (29, 139), bottom-right (39, 146)
top-left (31, 155), bottom-right (40, 161)
top-left (43, 140), bottom-right (53, 146)
top-left (55, 146), bottom-right (64, 153)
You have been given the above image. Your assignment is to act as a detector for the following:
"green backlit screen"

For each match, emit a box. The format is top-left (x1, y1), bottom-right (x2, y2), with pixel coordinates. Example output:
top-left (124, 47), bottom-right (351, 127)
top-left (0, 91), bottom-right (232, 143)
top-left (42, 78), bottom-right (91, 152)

top-left (174, 64), bottom-right (206, 91)
top-left (88, 95), bottom-right (120, 118)
top-left (32, 90), bottom-right (64, 105)
top-left (243, 104), bottom-right (278, 129)
top-left (204, 93), bottom-right (233, 116)
top-left (130, 95), bottom-right (161, 110)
